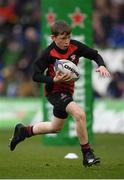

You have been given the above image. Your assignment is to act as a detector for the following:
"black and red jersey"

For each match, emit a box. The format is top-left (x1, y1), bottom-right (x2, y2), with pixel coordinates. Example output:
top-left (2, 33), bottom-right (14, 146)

top-left (32, 39), bottom-right (105, 96)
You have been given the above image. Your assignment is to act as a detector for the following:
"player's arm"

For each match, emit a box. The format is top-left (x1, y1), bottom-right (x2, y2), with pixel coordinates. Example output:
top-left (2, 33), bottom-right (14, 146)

top-left (32, 50), bottom-right (53, 84)
top-left (32, 50), bottom-right (72, 84)
top-left (76, 40), bottom-right (110, 77)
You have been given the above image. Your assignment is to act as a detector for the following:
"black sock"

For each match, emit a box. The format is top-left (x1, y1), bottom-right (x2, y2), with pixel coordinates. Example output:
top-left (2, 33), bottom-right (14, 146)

top-left (80, 143), bottom-right (91, 155)
top-left (21, 126), bottom-right (34, 138)
top-left (26, 126), bottom-right (34, 137)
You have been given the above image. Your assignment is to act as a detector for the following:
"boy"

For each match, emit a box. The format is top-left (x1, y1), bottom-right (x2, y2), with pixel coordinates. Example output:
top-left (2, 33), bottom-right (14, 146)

top-left (9, 20), bottom-right (110, 167)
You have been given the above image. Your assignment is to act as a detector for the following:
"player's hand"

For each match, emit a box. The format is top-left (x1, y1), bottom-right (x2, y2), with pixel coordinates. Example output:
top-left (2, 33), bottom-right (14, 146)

top-left (53, 71), bottom-right (73, 83)
top-left (96, 66), bottom-right (111, 77)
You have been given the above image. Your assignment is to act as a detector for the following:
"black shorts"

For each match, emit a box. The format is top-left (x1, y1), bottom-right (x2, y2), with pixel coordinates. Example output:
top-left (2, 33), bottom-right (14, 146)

top-left (47, 92), bottom-right (73, 119)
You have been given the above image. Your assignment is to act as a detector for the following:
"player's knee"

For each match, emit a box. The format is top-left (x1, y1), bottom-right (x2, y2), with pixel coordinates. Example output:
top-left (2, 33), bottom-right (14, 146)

top-left (74, 111), bottom-right (86, 122)
top-left (52, 126), bottom-right (62, 133)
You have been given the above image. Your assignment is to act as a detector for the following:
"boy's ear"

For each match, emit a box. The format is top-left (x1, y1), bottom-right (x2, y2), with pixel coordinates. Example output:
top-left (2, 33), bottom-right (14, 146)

top-left (51, 35), bottom-right (56, 41)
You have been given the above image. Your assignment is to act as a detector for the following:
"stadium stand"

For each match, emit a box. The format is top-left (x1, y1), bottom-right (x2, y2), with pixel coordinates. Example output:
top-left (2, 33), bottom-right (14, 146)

top-left (0, 0), bottom-right (124, 97)
top-left (0, 0), bottom-right (40, 96)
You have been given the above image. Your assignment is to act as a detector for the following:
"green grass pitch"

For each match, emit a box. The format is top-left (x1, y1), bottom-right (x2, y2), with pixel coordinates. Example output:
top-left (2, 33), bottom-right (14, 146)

top-left (0, 130), bottom-right (124, 179)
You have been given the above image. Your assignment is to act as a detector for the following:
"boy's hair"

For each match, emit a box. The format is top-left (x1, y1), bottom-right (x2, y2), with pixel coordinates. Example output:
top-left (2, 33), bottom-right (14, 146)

top-left (51, 20), bottom-right (72, 36)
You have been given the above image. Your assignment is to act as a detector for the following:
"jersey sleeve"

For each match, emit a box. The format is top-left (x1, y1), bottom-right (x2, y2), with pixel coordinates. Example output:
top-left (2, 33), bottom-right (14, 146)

top-left (32, 49), bottom-right (53, 84)
top-left (74, 40), bottom-right (106, 67)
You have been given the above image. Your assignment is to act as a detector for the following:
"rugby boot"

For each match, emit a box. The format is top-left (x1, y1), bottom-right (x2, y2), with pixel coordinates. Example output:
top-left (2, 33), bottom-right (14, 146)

top-left (9, 123), bottom-right (26, 151)
top-left (83, 149), bottom-right (100, 167)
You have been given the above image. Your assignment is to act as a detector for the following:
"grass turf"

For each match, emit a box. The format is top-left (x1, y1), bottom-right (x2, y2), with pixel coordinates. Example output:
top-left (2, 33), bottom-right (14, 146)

top-left (0, 130), bottom-right (124, 179)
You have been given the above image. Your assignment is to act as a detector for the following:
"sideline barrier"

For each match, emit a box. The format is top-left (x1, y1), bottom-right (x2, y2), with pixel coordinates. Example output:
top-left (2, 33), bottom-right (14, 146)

top-left (0, 97), bottom-right (42, 129)
top-left (0, 97), bottom-right (124, 133)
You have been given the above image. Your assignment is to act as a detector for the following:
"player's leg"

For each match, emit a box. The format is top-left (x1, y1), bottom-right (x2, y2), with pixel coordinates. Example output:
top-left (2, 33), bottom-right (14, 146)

top-left (33, 116), bottom-right (65, 134)
top-left (66, 101), bottom-right (100, 167)
top-left (66, 101), bottom-right (88, 144)
top-left (9, 92), bottom-right (70, 151)
top-left (9, 116), bottom-right (65, 151)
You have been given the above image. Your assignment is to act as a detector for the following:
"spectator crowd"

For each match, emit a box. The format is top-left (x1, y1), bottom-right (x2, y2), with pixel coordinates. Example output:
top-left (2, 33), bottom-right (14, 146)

top-left (93, 0), bottom-right (124, 98)
top-left (93, 0), bottom-right (124, 48)
top-left (0, 0), bottom-right (40, 96)
top-left (0, 0), bottom-right (124, 98)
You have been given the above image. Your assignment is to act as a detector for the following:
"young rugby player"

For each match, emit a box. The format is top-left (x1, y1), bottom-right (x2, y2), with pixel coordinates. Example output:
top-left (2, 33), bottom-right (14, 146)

top-left (9, 20), bottom-right (110, 167)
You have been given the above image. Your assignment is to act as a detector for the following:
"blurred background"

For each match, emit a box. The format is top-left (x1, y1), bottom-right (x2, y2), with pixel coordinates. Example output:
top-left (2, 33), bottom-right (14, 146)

top-left (0, 0), bottom-right (40, 97)
top-left (0, 0), bottom-right (124, 178)
top-left (0, 0), bottom-right (124, 132)
top-left (0, 0), bottom-right (124, 97)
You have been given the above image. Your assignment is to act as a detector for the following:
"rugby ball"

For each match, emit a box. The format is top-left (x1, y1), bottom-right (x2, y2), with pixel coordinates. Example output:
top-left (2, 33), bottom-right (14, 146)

top-left (54, 59), bottom-right (80, 81)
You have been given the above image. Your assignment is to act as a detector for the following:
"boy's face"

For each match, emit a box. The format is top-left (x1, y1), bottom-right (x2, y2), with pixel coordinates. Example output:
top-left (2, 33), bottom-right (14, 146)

top-left (51, 33), bottom-right (71, 50)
